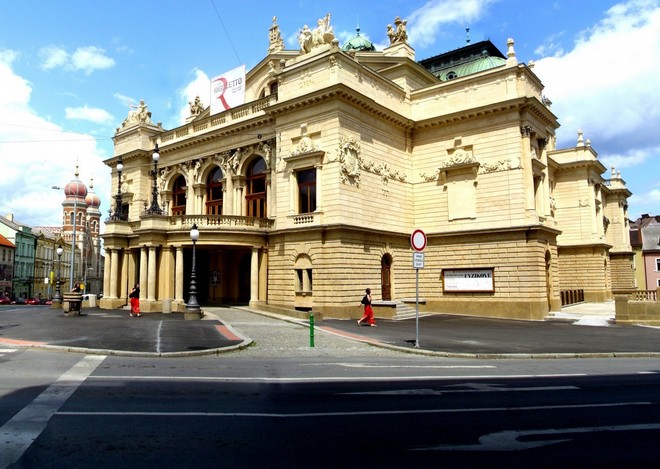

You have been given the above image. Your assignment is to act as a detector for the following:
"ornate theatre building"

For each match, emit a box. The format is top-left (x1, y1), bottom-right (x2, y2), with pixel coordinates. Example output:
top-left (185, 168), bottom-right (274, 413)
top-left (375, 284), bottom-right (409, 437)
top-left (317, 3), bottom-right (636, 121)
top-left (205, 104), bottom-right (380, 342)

top-left (100, 14), bottom-right (634, 320)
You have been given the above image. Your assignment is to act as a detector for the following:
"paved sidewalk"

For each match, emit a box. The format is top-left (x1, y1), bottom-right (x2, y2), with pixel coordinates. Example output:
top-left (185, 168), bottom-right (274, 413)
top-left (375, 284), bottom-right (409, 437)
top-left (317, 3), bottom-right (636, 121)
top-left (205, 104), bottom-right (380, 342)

top-left (1, 301), bottom-right (659, 358)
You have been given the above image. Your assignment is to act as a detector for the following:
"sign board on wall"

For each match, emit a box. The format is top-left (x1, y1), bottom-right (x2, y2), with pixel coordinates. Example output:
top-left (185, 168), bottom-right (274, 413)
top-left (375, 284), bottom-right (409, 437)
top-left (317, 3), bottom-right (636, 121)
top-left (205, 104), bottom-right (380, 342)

top-left (210, 65), bottom-right (246, 115)
top-left (442, 268), bottom-right (495, 293)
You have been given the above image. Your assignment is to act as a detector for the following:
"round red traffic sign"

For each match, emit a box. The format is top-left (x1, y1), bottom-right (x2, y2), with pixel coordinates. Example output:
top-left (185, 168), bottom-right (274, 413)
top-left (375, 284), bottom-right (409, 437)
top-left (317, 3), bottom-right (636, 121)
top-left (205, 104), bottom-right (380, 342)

top-left (410, 229), bottom-right (427, 252)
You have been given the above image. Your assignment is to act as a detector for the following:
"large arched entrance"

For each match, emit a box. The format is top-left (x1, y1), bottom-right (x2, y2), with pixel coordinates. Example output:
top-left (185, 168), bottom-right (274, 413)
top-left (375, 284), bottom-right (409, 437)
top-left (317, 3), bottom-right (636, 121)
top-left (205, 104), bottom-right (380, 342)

top-left (184, 246), bottom-right (252, 305)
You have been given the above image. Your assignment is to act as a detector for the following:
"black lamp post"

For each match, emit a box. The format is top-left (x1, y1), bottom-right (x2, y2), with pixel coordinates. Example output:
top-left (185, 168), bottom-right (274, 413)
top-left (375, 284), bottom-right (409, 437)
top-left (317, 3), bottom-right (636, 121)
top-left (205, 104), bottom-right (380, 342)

top-left (110, 157), bottom-right (125, 221)
top-left (145, 144), bottom-right (163, 215)
top-left (185, 224), bottom-right (202, 319)
top-left (51, 245), bottom-right (63, 309)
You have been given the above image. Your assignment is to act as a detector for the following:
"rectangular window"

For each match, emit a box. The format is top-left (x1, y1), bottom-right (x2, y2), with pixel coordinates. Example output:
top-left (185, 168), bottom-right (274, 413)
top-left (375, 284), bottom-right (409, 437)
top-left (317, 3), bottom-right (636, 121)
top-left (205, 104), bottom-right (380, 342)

top-left (295, 268), bottom-right (313, 292)
top-left (656, 258), bottom-right (660, 272)
top-left (297, 168), bottom-right (317, 214)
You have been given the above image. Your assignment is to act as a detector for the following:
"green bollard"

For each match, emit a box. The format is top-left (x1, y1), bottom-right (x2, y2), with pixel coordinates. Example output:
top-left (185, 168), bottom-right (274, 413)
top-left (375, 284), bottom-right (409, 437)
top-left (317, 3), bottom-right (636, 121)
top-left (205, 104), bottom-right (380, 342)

top-left (310, 312), bottom-right (315, 348)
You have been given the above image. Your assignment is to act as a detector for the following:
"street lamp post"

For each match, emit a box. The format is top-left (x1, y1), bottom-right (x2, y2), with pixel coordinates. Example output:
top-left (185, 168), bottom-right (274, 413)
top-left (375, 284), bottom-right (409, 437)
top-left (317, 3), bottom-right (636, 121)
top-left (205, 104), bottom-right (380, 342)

top-left (145, 144), bottom-right (163, 215)
top-left (110, 157), bottom-right (125, 221)
top-left (51, 245), bottom-right (63, 309)
top-left (52, 185), bottom-right (76, 291)
top-left (185, 223), bottom-right (202, 319)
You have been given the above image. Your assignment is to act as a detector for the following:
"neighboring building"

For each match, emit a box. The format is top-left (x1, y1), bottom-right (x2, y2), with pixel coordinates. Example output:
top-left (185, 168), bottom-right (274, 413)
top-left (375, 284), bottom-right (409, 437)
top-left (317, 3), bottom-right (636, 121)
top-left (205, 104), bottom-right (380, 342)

top-left (630, 214), bottom-right (660, 290)
top-left (100, 14), bottom-right (632, 320)
top-left (0, 233), bottom-right (14, 297)
top-left (0, 214), bottom-right (37, 299)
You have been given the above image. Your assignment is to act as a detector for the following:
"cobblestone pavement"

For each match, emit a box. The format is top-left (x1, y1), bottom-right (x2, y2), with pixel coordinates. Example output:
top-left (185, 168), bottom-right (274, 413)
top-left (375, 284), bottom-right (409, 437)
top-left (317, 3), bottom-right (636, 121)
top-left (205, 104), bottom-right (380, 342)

top-left (205, 307), bottom-right (405, 358)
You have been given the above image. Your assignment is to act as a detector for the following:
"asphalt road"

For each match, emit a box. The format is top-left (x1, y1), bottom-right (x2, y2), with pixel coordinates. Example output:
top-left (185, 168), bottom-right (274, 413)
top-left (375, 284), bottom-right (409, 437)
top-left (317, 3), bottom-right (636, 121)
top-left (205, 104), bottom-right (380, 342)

top-left (2, 351), bottom-right (660, 468)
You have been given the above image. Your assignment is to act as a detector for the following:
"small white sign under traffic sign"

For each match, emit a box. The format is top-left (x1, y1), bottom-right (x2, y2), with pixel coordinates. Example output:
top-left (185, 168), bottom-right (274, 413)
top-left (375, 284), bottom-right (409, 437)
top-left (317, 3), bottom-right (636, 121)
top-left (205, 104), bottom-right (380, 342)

top-left (413, 252), bottom-right (424, 269)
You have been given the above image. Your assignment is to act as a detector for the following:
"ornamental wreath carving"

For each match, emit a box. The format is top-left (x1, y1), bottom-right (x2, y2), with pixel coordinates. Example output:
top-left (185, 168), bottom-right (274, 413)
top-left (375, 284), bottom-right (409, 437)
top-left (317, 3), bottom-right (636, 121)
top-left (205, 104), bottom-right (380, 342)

top-left (337, 136), bottom-right (361, 184)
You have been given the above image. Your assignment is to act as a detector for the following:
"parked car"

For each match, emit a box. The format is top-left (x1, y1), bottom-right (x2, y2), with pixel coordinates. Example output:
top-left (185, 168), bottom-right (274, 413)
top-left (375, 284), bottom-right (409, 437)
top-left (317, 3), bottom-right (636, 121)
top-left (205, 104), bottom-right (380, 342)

top-left (11, 297), bottom-right (25, 305)
top-left (25, 297), bottom-right (42, 305)
top-left (0, 296), bottom-right (11, 305)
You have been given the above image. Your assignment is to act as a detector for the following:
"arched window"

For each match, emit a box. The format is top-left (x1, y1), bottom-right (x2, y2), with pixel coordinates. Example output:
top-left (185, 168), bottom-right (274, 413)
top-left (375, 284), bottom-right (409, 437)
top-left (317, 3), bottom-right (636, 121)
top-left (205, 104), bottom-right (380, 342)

top-left (206, 166), bottom-right (224, 215)
top-left (246, 158), bottom-right (267, 218)
top-left (172, 175), bottom-right (187, 216)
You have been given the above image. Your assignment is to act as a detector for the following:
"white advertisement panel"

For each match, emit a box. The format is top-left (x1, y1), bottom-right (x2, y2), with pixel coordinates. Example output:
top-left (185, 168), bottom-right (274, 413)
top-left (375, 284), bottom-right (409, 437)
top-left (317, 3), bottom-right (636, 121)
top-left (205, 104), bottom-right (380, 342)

top-left (210, 65), bottom-right (246, 115)
top-left (442, 268), bottom-right (495, 293)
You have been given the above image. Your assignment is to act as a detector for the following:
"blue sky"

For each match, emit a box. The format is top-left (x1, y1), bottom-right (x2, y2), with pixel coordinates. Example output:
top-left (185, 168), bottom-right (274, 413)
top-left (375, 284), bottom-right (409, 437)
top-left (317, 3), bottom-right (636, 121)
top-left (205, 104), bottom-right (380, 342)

top-left (0, 0), bottom-right (658, 229)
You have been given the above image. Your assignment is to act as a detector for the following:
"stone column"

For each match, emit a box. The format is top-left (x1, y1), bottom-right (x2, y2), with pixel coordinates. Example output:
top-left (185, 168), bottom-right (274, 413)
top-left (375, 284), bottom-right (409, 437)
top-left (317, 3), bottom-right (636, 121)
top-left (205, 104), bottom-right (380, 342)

top-left (139, 247), bottom-right (148, 299)
top-left (148, 246), bottom-right (157, 301)
top-left (250, 247), bottom-right (259, 304)
top-left (103, 249), bottom-right (112, 299)
top-left (521, 125), bottom-right (535, 216)
top-left (109, 249), bottom-right (119, 299)
top-left (175, 246), bottom-right (184, 303)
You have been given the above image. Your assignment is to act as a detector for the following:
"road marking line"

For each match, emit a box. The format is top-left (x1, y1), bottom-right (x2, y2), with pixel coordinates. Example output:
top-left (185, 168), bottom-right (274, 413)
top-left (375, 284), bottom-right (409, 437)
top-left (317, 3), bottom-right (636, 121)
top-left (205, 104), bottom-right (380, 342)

top-left (56, 402), bottom-right (651, 419)
top-left (340, 385), bottom-right (579, 396)
top-left (301, 363), bottom-right (496, 369)
top-left (156, 321), bottom-right (163, 354)
top-left (0, 355), bottom-right (105, 468)
top-left (0, 348), bottom-right (18, 353)
top-left (417, 422), bottom-right (660, 451)
top-left (87, 373), bottom-right (587, 383)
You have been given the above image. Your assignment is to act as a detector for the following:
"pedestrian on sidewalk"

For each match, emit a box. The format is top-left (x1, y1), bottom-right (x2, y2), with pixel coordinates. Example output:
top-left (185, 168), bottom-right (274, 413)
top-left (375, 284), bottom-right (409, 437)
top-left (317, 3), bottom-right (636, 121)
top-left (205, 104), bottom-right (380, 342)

top-left (357, 288), bottom-right (376, 327)
top-left (129, 283), bottom-right (141, 317)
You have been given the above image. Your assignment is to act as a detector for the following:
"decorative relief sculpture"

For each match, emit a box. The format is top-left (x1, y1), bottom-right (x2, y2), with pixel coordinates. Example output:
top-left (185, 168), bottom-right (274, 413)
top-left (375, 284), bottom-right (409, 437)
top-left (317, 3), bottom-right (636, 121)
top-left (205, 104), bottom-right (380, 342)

top-left (120, 99), bottom-right (152, 129)
top-left (338, 136), bottom-right (361, 184)
top-left (159, 166), bottom-right (173, 191)
top-left (289, 136), bottom-right (320, 158)
top-left (386, 16), bottom-right (408, 45)
top-left (268, 16), bottom-right (285, 53)
top-left (298, 13), bottom-right (336, 54)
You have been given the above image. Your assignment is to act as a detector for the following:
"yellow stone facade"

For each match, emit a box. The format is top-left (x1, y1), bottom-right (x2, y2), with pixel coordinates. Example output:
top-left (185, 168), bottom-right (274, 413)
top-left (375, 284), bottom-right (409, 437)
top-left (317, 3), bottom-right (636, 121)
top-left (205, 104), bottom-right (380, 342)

top-left (100, 15), bottom-right (633, 320)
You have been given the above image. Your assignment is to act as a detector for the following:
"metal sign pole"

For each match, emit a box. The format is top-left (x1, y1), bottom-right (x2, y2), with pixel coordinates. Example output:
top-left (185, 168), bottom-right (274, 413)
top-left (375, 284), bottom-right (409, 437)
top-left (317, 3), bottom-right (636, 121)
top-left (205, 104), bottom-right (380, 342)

top-left (415, 267), bottom-right (420, 348)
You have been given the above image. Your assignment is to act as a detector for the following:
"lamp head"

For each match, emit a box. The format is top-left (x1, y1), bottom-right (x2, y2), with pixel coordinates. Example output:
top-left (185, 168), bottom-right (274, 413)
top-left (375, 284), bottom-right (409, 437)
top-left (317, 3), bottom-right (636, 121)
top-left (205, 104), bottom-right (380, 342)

top-left (152, 144), bottom-right (160, 163)
top-left (56, 246), bottom-right (63, 256)
top-left (117, 157), bottom-right (123, 173)
top-left (190, 223), bottom-right (200, 242)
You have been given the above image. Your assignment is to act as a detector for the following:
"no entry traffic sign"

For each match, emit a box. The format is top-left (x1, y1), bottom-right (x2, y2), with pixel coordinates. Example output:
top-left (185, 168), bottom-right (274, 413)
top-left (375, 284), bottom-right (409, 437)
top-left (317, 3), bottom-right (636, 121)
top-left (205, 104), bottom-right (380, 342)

top-left (410, 229), bottom-right (427, 252)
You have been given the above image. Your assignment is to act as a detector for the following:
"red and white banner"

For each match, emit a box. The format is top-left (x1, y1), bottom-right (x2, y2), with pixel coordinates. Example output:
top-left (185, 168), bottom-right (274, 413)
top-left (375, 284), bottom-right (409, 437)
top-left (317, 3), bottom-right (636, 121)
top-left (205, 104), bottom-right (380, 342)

top-left (210, 65), bottom-right (246, 115)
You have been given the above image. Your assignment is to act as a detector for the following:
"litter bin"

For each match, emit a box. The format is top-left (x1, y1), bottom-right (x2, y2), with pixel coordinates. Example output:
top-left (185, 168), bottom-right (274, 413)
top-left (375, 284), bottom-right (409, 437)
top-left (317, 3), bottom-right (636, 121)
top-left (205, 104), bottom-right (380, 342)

top-left (62, 292), bottom-right (83, 316)
top-left (162, 298), bottom-right (172, 314)
top-left (84, 294), bottom-right (97, 308)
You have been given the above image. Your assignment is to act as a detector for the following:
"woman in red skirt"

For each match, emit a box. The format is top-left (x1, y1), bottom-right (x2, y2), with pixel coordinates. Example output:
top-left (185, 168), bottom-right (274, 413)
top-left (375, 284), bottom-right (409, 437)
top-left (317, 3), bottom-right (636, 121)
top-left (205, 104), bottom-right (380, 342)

top-left (357, 288), bottom-right (376, 326)
top-left (129, 283), bottom-right (141, 317)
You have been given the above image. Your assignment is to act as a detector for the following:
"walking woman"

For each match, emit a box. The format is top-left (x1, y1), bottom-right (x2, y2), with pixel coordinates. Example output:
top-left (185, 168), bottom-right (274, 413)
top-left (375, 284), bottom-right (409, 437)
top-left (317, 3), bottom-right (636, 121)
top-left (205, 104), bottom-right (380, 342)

top-left (129, 283), bottom-right (141, 317)
top-left (357, 287), bottom-right (376, 327)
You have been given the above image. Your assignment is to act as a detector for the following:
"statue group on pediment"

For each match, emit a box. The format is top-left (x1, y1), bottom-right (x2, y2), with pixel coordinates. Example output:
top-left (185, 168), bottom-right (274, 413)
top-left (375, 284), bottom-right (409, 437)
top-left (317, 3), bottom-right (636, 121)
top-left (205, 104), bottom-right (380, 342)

top-left (298, 13), bottom-right (336, 54)
top-left (386, 16), bottom-right (408, 45)
top-left (120, 99), bottom-right (152, 129)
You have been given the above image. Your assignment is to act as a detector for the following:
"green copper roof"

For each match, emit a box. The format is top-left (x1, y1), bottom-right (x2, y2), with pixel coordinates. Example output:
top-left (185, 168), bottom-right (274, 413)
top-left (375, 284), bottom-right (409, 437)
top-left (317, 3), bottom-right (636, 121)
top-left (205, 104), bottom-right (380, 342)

top-left (438, 54), bottom-right (506, 81)
top-left (342, 28), bottom-right (376, 52)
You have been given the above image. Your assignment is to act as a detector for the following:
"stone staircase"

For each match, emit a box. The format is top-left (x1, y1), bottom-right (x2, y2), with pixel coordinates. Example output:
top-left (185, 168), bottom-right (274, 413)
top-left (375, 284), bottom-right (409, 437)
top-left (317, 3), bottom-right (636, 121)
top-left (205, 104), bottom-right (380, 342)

top-left (392, 301), bottom-right (420, 321)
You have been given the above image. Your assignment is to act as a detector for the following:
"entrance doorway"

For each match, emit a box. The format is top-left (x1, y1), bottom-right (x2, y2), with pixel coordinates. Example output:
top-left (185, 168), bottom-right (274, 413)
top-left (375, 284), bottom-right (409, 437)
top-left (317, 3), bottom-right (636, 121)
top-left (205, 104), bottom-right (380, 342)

top-left (381, 254), bottom-right (392, 301)
top-left (184, 246), bottom-right (252, 306)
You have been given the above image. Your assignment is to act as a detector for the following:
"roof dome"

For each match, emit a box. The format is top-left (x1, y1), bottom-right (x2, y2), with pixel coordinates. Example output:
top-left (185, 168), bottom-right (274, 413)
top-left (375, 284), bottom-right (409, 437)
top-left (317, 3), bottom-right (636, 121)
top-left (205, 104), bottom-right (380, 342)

top-left (64, 166), bottom-right (88, 198)
top-left (440, 53), bottom-right (505, 81)
top-left (342, 28), bottom-right (376, 52)
top-left (85, 178), bottom-right (100, 208)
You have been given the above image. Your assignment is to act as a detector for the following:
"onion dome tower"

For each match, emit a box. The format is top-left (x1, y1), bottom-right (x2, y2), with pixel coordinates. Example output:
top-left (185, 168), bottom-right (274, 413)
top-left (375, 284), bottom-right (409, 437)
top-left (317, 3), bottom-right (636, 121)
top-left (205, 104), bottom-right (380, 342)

top-left (61, 165), bottom-right (88, 248)
top-left (84, 178), bottom-right (101, 238)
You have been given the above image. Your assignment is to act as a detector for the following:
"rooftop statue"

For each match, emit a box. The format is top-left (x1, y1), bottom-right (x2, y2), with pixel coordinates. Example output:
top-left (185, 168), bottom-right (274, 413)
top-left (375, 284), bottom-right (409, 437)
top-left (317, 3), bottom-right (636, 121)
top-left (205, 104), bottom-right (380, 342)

top-left (120, 99), bottom-right (152, 129)
top-left (189, 96), bottom-right (204, 117)
top-left (298, 13), bottom-right (336, 54)
top-left (386, 16), bottom-right (408, 45)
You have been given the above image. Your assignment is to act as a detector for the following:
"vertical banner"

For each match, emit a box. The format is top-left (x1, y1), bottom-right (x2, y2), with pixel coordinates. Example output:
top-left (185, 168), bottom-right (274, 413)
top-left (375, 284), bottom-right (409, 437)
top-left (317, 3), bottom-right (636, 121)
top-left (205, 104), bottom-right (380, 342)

top-left (210, 65), bottom-right (246, 115)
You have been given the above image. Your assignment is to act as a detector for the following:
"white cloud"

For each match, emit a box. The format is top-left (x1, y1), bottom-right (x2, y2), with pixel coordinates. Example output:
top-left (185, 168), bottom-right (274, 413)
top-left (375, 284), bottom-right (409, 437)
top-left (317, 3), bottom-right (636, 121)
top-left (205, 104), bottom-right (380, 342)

top-left (39, 45), bottom-right (115, 75)
top-left (176, 68), bottom-right (210, 126)
top-left (0, 59), bottom-right (110, 228)
top-left (65, 105), bottom-right (114, 124)
top-left (70, 46), bottom-right (115, 75)
top-left (39, 45), bottom-right (68, 71)
top-left (407, 0), bottom-right (496, 48)
top-left (533, 0), bottom-right (660, 150)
